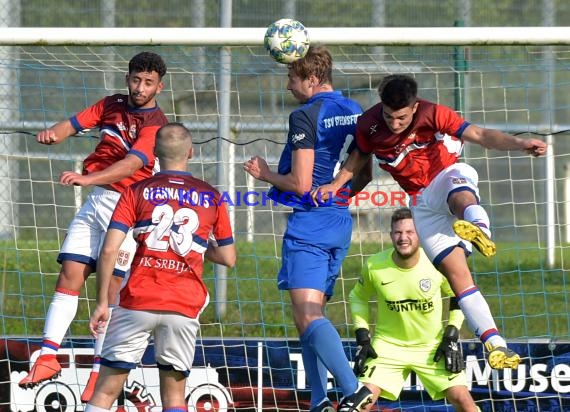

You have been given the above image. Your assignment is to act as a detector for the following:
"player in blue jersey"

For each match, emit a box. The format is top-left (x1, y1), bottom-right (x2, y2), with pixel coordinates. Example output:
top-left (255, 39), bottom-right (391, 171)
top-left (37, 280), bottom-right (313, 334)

top-left (244, 45), bottom-right (373, 412)
top-left (349, 208), bottom-right (479, 411)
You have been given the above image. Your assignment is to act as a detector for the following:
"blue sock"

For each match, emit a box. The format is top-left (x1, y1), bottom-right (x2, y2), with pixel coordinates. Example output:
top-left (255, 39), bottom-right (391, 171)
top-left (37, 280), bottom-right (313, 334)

top-left (300, 334), bottom-right (329, 408)
top-left (301, 317), bottom-right (358, 397)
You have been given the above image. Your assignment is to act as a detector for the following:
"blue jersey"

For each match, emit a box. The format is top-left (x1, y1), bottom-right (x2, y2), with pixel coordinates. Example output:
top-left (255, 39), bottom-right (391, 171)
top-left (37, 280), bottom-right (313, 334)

top-left (269, 91), bottom-right (362, 210)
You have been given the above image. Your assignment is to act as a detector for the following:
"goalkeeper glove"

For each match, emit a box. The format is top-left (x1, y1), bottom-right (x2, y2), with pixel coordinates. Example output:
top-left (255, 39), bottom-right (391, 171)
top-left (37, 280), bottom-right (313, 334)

top-left (353, 328), bottom-right (378, 376)
top-left (433, 325), bottom-right (465, 374)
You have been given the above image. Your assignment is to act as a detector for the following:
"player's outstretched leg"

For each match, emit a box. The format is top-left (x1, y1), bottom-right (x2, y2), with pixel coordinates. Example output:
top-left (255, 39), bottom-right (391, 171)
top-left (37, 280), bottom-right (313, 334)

top-left (484, 342), bottom-right (521, 369)
top-left (453, 220), bottom-right (496, 257)
top-left (19, 289), bottom-right (80, 388)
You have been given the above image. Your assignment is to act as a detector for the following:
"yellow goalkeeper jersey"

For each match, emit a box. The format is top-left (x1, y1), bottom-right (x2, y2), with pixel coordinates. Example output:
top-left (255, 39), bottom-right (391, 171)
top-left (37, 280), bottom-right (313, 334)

top-left (349, 248), bottom-right (463, 347)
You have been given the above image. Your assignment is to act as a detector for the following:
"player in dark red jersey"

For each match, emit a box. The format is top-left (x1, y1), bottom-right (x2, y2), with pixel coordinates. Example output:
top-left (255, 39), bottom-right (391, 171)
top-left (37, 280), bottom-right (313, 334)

top-left (313, 74), bottom-right (547, 371)
top-left (19, 52), bottom-right (169, 399)
top-left (84, 122), bottom-right (235, 412)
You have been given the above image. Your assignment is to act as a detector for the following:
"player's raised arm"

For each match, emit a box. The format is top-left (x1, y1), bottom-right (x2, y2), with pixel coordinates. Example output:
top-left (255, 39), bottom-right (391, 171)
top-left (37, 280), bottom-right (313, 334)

top-left (244, 148), bottom-right (315, 196)
top-left (461, 124), bottom-right (547, 157)
top-left (37, 119), bottom-right (77, 145)
top-left (60, 154), bottom-right (143, 187)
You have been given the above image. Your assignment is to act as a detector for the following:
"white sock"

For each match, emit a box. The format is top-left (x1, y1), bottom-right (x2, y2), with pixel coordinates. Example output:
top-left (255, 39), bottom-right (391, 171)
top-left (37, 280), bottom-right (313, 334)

top-left (457, 288), bottom-right (501, 341)
top-left (486, 334), bottom-right (507, 348)
top-left (463, 204), bottom-right (491, 237)
top-left (40, 291), bottom-right (79, 356)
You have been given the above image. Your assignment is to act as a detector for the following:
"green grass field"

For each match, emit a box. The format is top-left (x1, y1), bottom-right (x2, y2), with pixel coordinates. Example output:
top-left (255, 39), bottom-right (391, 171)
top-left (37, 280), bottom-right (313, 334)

top-left (1, 239), bottom-right (568, 341)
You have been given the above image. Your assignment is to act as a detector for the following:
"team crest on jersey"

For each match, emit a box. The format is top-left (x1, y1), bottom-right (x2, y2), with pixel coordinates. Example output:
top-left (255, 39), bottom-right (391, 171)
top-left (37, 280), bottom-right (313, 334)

top-left (129, 125), bottom-right (137, 140)
top-left (406, 132), bottom-right (416, 140)
top-left (419, 278), bottom-right (431, 292)
top-left (394, 143), bottom-right (407, 154)
top-left (117, 250), bottom-right (130, 266)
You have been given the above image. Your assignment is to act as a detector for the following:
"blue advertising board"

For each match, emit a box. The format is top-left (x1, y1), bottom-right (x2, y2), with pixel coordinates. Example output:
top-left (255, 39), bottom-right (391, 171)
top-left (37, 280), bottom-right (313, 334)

top-left (3, 338), bottom-right (569, 411)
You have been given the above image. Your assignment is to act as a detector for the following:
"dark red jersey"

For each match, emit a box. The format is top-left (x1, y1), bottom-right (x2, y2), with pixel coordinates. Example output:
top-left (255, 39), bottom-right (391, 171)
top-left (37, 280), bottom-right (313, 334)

top-left (356, 99), bottom-right (469, 194)
top-left (71, 94), bottom-right (168, 192)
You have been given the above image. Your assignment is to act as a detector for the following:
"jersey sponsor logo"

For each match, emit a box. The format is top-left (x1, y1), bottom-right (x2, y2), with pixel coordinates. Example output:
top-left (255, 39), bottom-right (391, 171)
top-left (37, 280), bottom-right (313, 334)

top-left (380, 280), bottom-right (395, 286)
top-left (139, 256), bottom-right (191, 274)
top-left (369, 123), bottom-right (378, 134)
top-left (291, 133), bottom-right (306, 144)
top-left (386, 298), bottom-right (434, 313)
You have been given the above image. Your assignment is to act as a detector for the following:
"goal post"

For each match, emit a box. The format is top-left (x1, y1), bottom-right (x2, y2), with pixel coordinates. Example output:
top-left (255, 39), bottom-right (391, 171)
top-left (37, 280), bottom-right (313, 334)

top-left (2, 29), bottom-right (570, 411)
top-left (0, 26), bottom-right (569, 45)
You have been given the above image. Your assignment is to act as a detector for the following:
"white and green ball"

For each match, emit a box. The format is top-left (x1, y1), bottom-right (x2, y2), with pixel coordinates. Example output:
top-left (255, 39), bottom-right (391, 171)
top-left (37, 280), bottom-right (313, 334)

top-left (264, 18), bottom-right (310, 64)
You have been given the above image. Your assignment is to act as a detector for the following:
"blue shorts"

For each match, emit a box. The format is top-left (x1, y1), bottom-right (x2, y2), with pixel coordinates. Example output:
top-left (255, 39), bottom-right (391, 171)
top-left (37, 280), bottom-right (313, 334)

top-left (278, 207), bottom-right (352, 297)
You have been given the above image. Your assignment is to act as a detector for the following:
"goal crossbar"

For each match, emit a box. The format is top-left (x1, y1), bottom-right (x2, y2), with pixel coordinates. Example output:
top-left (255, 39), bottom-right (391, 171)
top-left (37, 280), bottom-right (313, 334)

top-left (0, 26), bottom-right (569, 46)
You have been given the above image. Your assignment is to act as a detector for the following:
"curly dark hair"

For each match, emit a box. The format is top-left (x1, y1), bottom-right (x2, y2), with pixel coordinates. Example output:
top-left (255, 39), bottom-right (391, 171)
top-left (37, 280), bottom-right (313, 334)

top-left (128, 51), bottom-right (167, 79)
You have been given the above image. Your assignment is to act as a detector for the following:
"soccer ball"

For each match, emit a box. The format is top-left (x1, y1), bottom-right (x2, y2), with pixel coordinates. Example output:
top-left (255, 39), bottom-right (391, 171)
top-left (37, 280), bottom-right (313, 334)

top-left (264, 18), bottom-right (310, 64)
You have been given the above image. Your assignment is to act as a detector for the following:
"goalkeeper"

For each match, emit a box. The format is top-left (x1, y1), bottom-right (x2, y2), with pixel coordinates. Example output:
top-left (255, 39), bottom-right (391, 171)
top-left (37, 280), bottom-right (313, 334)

top-left (349, 207), bottom-right (479, 411)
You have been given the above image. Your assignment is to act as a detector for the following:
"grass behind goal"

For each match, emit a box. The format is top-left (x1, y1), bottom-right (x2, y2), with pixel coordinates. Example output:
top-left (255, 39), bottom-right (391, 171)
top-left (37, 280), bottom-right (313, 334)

top-left (1, 238), bottom-right (567, 341)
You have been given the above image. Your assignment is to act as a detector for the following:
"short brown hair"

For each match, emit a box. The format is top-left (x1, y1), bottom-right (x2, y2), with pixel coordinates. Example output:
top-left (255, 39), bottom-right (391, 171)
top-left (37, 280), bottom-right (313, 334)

top-left (288, 45), bottom-right (333, 85)
top-left (155, 122), bottom-right (192, 162)
top-left (390, 207), bottom-right (413, 230)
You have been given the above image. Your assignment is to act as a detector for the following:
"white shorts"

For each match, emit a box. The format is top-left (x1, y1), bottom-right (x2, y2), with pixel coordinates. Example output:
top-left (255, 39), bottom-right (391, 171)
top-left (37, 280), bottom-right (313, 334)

top-left (101, 306), bottom-right (199, 376)
top-left (58, 186), bottom-right (136, 278)
top-left (411, 163), bottom-right (479, 265)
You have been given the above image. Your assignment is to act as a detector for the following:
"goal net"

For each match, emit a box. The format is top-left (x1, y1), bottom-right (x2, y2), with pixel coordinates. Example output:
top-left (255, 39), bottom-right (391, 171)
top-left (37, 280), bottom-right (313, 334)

top-left (3, 29), bottom-right (570, 411)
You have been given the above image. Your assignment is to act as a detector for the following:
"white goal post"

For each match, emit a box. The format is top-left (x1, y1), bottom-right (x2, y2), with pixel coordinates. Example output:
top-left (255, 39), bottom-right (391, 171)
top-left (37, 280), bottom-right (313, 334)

top-left (0, 26), bottom-right (569, 45)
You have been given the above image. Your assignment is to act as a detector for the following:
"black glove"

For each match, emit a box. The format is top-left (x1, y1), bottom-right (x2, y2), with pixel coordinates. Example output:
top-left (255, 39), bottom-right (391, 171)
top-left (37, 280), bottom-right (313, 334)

top-left (353, 328), bottom-right (378, 376)
top-left (433, 325), bottom-right (465, 373)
